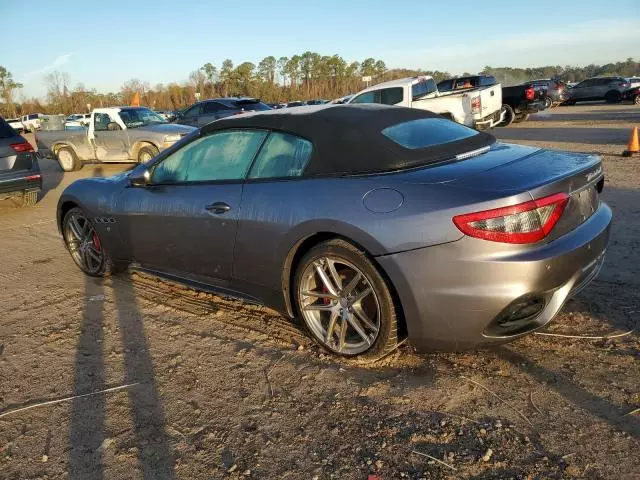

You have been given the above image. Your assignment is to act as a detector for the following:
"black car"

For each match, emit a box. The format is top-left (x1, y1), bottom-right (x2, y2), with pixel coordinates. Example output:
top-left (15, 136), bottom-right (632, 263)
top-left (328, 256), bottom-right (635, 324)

top-left (0, 116), bottom-right (42, 206)
top-left (500, 84), bottom-right (547, 126)
top-left (174, 97), bottom-right (272, 127)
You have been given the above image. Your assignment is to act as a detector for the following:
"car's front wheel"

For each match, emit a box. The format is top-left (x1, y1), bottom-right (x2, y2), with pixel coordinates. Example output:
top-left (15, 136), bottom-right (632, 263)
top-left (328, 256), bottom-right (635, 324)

top-left (138, 145), bottom-right (159, 164)
top-left (294, 239), bottom-right (398, 358)
top-left (634, 95), bottom-right (640, 105)
top-left (62, 207), bottom-right (122, 277)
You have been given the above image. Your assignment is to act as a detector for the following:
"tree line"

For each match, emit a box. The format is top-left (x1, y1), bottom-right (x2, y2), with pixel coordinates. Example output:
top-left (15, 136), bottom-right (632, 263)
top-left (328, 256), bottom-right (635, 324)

top-left (1, 55), bottom-right (639, 117)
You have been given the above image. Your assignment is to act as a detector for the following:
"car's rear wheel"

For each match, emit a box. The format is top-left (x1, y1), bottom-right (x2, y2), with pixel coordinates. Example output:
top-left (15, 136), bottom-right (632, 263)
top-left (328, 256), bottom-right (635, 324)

top-left (544, 96), bottom-right (552, 109)
top-left (57, 147), bottom-right (82, 172)
top-left (513, 113), bottom-right (530, 123)
top-left (634, 95), bottom-right (640, 105)
top-left (62, 207), bottom-right (121, 277)
top-left (138, 145), bottom-right (159, 164)
top-left (605, 91), bottom-right (621, 103)
top-left (22, 190), bottom-right (38, 207)
top-left (499, 104), bottom-right (515, 127)
top-left (294, 239), bottom-right (398, 358)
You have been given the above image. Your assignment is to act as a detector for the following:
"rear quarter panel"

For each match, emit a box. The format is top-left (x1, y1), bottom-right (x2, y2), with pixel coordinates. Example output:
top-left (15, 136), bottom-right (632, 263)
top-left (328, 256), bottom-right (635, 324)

top-left (232, 175), bottom-right (530, 293)
top-left (37, 130), bottom-right (94, 160)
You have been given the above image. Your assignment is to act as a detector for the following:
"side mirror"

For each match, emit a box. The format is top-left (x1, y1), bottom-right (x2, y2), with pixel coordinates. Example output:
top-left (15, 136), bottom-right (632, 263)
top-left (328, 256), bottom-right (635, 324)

top-left (129, 166), bottom-right (151, 187)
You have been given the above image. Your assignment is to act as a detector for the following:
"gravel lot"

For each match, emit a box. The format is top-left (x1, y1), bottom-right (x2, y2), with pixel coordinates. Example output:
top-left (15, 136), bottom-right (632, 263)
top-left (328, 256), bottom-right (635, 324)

top-left (0, 103), bottom-right (638, 479)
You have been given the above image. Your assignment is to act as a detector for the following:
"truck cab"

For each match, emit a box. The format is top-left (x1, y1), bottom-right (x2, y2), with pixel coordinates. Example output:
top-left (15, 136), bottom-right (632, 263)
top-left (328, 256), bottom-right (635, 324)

top-left (348, 76), bottom-right (504, 130)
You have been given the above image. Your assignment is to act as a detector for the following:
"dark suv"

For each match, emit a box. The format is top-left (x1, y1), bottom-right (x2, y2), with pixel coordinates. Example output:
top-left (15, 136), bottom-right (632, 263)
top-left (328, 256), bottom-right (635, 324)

top-left (174, 97), bottom-right (272, 127)
top-left (565, 77), bottom-right (630, 104)
top-left (0, 116), bottom-right (42, 206)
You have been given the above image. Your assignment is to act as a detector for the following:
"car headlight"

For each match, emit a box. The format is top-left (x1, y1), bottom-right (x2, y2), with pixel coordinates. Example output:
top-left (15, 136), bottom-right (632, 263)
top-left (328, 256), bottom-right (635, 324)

top-left (163, 134), bottom-right (181, 143)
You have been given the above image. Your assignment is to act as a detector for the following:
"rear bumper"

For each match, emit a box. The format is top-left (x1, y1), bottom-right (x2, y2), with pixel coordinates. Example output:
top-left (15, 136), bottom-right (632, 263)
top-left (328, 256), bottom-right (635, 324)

top-left (474, 109), bottom-right (506, 129)
top-left (0, 156), bottom-right (42, 198)
top-left (376, 202), bottom-right (612, 352)
top-left (516, 100), bottom-right (546, 113)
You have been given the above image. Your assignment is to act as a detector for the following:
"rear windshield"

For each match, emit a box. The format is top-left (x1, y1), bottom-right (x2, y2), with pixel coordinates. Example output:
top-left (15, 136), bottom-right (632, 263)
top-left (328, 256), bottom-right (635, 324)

top-left (0, 117), bottom-right (17, 138)
top-left (229, 100), bottom-right (271, 111)
top-left (382, 117), bottom-right (479, 149)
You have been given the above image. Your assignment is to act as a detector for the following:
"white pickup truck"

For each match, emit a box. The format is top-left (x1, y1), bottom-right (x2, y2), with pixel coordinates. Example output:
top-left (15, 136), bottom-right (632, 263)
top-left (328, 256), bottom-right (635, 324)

top-left (347, 76), bottom-right (504, 129)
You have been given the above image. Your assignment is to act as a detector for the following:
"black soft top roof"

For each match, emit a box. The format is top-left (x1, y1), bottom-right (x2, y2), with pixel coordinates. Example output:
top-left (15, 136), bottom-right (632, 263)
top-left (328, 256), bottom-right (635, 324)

top-left (201, 104), bottom-right (495, 176)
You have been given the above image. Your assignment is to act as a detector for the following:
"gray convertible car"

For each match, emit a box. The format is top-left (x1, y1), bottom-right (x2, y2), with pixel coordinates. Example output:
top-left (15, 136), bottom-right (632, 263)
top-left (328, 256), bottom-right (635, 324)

top-left (57, 105), bottom-right (611, 357)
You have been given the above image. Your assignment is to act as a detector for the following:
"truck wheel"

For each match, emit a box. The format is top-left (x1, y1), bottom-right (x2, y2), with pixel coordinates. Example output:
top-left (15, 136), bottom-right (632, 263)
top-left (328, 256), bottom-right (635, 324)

top-left (604, 91), bottom-right (621, 103)
top-left (57, 147), bottom-right (82, 172)
top-left (22, 190), bottom-right (38, 207)
top-left (138, 145), bottom-right (159, 164)
top-left (499, 105), bottom-right (515, 127)
top-left (513, 113), bottom-right (530, 123)
top-left (544, 96), bottom-right (552, 109)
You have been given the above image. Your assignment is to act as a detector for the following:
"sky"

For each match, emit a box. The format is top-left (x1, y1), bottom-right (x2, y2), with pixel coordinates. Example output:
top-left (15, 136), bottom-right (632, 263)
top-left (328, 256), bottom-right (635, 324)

top-left (2, 0), bottom-right (639, 99)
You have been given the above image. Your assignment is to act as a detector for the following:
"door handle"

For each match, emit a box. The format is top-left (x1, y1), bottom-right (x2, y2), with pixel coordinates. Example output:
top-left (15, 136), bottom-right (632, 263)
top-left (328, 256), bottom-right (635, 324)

top-left (205, 202), bottom-right (231, 214)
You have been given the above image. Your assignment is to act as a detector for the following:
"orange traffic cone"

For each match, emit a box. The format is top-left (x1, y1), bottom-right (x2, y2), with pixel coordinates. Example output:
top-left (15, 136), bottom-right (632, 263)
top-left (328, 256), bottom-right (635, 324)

top-left (623, 126), bottom-right (639, 157)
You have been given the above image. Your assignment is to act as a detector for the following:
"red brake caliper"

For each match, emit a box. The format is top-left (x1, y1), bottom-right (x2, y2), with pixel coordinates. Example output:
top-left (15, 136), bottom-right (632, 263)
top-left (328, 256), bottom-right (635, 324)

top-left (92, 232), bottom-right (101, 252)
top-left (323, 285), bottom-right (330, 305)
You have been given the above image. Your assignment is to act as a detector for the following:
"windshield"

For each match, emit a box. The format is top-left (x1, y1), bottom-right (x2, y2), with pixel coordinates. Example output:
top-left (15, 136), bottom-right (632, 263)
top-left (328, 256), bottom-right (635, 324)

top-left (119, 108), bottom-right (167, 128)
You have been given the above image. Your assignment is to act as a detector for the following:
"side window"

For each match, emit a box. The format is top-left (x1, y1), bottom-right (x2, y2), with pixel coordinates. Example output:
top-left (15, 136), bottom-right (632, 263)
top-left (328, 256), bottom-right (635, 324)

top-left (202, 102), bottom-right (221, 114)
top-left (183, 104), bottom-right (202, 117)
top-left (598, 78), bottom-right (613, 86)
top-left (437, 79), bottom-right (453, 91)
top-left (412, 81), bottom-right (436, 100)
top-left (94, 113), bottom-right (114, 131)
top-left (350, 91), bottom-right (377, 104)
top-left (152, 130), bottom-right (267, 184)
top-left (480, 76), bottom-right (496, 86)
top-left (29, 114), bottom-right (39, 120)
top-left (380, 87), bottom-right (403, 105)
top-left (578, 79), bottom-right (594, 88)
top-left (248, 132), bottom-right (313, 179)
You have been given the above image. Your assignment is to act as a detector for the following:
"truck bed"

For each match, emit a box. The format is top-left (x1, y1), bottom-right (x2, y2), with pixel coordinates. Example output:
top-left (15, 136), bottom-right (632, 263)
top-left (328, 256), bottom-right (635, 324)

top-left (35, 129), bottom-right (94, 160)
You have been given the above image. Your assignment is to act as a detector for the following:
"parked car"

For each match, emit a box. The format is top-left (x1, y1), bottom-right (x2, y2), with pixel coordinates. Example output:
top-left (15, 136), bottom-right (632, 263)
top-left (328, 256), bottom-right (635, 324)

top-left (286, 101), bottom-right (305, 107)
top-left (56, 104), bottom-right (610, 357)
top-left (0, 116), bottom-right (42, 206)
top-left (350, 76), bottom-right (504, 130)
top-left (500, 84), bottom-right (547, 126)
top-left (6, 118), bottom-right (25, 133)
top-left (36, 107), bottom-right (195, 171)
top-left (174, 97), bottom-right (272, 127)
top-left (21, 113), bottom-right (44, 132)
top-left (622, 86), bottom-right (640, 104)
top-left (564, 76), bottom-right (630, 104)
top-left (527, 79), bottom-right (568, 108)
top-left (306, 99), bottom-right (328, 105)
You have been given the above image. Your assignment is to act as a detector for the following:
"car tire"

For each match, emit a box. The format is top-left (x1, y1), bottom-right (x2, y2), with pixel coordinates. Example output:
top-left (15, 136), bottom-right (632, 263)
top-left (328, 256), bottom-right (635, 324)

top-left (513, 113), bottom-right (530, 123)
top-left (544, 96), bottom-right (552, 109)
top-left (499, 104), bottom-right (515, 127)
top-left (57, 146), bottom-right (82, 172)
top-left (293, 239), bottom-right (398, 359)
top-left (22, 190), bottom-right (38, 207)
top-left (62, 207), bottom-right (125, 277)
top-left (138, 145), bottom-right (159, 164)
top-left (634, 95), bottom-right (640, 105)
top-left (604, 91), bottom-right (621, 104)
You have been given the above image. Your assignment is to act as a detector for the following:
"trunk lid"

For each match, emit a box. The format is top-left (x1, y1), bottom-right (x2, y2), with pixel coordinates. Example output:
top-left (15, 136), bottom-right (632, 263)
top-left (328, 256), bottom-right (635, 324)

top-left (399, 142), bottom-right (604, 240)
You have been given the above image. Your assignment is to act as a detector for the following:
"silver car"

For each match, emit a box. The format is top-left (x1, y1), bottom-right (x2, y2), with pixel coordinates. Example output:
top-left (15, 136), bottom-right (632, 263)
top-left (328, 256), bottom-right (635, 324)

top-left (565, 76), bottom-right (630, 104)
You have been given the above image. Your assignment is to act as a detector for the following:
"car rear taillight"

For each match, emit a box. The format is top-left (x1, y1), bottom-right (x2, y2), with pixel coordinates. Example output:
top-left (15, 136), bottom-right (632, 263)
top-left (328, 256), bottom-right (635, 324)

top-left (453, 193), bottom-right (569, 244)
top-left (10, 141), bottom-right (34, 153)
top-left (26, 174), bottom-right (41, 181)
top-left (471, 96), bottom-right (481, 114)
top-left (525, 87), bottom-right (535, 101)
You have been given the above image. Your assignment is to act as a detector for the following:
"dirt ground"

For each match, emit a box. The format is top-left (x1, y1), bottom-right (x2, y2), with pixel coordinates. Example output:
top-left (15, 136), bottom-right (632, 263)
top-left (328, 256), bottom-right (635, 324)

top-left (0, 103), bottom-right (638, 480)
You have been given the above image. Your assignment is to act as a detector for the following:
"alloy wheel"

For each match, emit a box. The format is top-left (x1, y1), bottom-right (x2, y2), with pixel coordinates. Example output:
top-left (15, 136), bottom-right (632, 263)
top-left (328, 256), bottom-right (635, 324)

top-left (298, 256), bottom-right (381, 355)
top-left (64, 211), bottom-right (104, 274)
